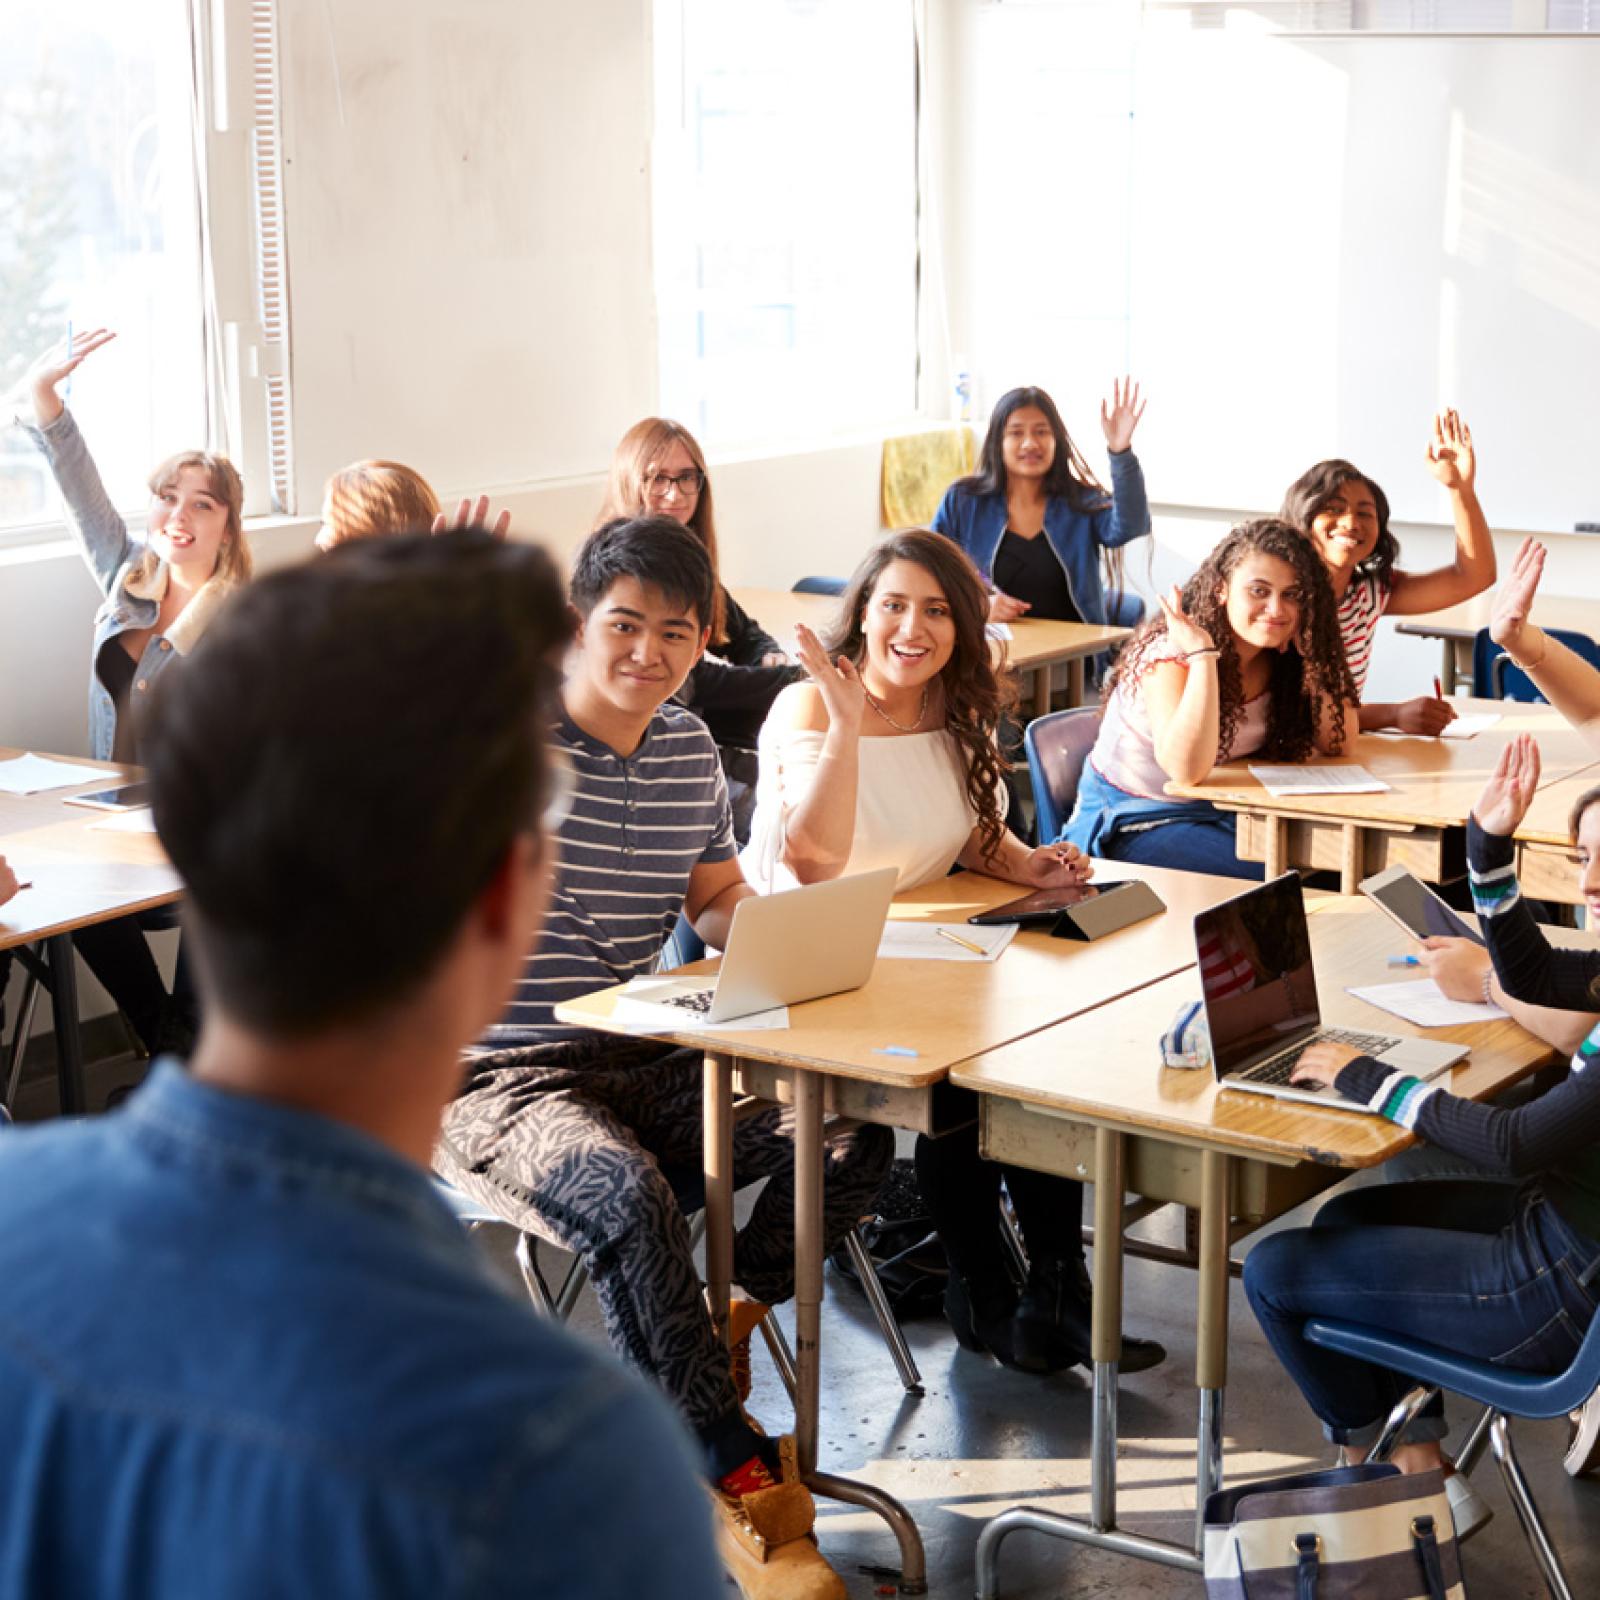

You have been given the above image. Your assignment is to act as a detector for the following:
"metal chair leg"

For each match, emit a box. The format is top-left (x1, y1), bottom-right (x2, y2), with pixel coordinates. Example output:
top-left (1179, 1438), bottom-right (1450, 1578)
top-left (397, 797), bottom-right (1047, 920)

top-left (1368, 1384), bottom-right (1439, 1464)
top-left (3, 967), bottom-right (42, 1114)
top-left (758, 1309), bottom-right (799, 1400)
top-left (1454, 1402), bottom-right (1495, 1477)
top-left (843, 1225), bottom-right (924, 1395)
top-left (1489, 1413), bottom-right (1575, 1600)
top-left (514, 1232), bottom-right (557, 1316)
top-left (998, 1195), bottom-right (1029, 1284)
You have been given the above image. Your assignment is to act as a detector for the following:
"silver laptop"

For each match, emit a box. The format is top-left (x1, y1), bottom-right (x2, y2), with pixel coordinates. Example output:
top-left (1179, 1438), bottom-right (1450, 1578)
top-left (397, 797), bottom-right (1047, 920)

top-left (1195, 873), bottom-right (1467, 1114)
top-left (651, 867), bottom-right (898, 1023)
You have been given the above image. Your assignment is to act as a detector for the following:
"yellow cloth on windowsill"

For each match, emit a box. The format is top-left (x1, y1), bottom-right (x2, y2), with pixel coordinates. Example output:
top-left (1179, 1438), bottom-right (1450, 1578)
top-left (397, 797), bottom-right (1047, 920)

top-left (880, 427), bottom-right (975, 529)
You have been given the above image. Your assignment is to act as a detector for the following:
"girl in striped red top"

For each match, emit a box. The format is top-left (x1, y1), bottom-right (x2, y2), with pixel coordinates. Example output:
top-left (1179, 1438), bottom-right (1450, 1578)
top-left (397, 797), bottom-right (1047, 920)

top-left (1280, 411), bottom-right (1496, 735)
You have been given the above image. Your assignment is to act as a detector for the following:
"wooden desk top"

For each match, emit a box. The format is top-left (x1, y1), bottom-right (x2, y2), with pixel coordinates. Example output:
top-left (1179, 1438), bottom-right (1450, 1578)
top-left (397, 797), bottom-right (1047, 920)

top-left (1394, 593), bottom-right (1599, 644)
top-left (950, 893), bottom-right (1573, 1169)
top-left (731, 587), bottom-right (1129, 675)
top-left (0, 749), bottom-right (181, 948)
top-left (1167, 700), bottom-right (1600, 831)
top-left (553, 858), bottom-right (1260, 1090)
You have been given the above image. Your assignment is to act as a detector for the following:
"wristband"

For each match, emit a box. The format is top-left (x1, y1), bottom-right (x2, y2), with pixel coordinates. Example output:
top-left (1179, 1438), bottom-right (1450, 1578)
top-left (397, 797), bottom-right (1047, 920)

top-left (1180, 647), bottom-right (1220, 661)
top-left (1506, 628), bottom-right (1547, 671)
top-left (1482, 968), bottom-right (1495, 1005)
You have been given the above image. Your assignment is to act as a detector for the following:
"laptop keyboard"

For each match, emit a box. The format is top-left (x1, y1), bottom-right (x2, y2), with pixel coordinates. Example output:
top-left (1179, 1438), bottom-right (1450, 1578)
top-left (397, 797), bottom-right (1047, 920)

top-left (661, 987), bottom-right (717, 1016)
top-left (1240, 1029), bottom-right (1396, 1086)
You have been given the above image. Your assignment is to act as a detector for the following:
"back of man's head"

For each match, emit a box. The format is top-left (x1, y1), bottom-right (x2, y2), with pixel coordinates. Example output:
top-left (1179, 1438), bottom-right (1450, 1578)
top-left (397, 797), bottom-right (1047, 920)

top-left (144, 531), bottom-right (570, 1037)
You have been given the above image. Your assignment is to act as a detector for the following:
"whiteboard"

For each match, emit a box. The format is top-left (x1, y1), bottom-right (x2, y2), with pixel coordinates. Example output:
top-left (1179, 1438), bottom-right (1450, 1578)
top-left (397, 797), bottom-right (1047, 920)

top-left (1125, 30), bottom-right (1600, 532)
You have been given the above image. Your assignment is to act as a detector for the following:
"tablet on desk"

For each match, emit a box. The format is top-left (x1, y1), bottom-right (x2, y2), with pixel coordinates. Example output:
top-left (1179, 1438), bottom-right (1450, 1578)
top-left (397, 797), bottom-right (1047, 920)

top-left (63, 782), bottom-right (152, 813)
top-left (1359, 866), bottom-right (1483, 945)
top-left (969, 880), bottom-right (1137, 927)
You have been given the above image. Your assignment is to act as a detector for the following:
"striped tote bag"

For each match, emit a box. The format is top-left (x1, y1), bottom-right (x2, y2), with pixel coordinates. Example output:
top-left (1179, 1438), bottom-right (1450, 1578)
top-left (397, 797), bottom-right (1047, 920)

top-left (1204, 1463), bottom-right (1465, 1598)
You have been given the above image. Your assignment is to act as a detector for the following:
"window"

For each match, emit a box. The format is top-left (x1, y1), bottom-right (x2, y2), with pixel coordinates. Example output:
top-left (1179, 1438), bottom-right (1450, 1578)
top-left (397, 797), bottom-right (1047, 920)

top-left (653, 0), bottom-right (920, 446)
top-left (0, 0), bottom-right (208, 536)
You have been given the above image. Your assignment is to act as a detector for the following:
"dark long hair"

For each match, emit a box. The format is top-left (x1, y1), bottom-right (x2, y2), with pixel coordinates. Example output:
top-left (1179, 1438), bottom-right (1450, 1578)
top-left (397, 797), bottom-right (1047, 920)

top-left (1105, 518), bottom-right (1357, 763)
top-left (1280, 459), bottom-right (1400, 590)
top-left (822, 529), bottom-right (1016, 868)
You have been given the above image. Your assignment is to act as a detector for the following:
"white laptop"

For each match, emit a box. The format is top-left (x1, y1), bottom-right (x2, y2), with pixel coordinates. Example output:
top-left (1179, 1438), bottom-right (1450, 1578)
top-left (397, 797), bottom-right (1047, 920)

top-left (1196, 873), bottom-right (1468, 1114)
top-left (650, 867), bottom-right (899, 1024)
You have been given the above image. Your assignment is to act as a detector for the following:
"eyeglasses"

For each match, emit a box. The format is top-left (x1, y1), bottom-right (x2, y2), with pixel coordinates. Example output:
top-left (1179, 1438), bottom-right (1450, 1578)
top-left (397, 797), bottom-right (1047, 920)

top-left (643, 468), bottom-right (705, 500)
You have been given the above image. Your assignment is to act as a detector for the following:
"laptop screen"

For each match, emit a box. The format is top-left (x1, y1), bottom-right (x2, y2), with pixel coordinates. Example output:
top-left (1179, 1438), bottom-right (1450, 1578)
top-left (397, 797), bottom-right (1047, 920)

top-left (1194, 874), bottom-right (1320, 1077)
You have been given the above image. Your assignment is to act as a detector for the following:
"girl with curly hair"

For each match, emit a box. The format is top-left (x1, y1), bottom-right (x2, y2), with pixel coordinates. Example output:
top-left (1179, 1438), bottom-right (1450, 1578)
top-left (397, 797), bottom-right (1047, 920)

top-left (742, 529), bottom-right (1167, 1377)
top-left (1061, 518), bottom-right (1359, 879)
top-left (1280, 412), bottom-right (1496, 735)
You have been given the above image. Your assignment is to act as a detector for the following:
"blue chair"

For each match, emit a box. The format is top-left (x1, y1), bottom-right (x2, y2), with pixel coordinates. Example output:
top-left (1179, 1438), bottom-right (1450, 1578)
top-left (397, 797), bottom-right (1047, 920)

top-left (1304, 1310), bottom-right (1600, 1598)
top-left (1106, 590), bottom-right (1146, 630)
top-left (1024, 707), bottom-right (1101, 844)
top-left (791, 576), bottom-right (847, 597)
top-left (1472, 626), bottom-right (1600, 702)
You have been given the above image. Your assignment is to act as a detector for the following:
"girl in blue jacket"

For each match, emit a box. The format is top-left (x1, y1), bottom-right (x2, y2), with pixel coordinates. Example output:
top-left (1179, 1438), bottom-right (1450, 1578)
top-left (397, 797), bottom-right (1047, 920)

top-left (932, 380), bottom-right (1150, 627)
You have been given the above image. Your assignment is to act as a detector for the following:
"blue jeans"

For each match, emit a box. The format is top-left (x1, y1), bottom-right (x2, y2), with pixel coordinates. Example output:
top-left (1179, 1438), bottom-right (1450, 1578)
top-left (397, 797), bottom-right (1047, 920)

top-left (1100, 816), bottom-right (1266, 881)
top-left (1244, 1181), bottom-right (1600, 1446)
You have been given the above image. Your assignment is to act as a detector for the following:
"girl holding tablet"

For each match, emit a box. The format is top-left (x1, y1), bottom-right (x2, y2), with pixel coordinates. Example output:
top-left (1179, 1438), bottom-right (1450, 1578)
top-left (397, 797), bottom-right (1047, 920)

top-left (743, 529), bottom-right (1165, 1374)
top-left (932, 380), bottom-right (1149, 627)
top-left (1280, 411), bottom-right (1496, 734)
top-left (1061, 519), bottom-right (1359, 878)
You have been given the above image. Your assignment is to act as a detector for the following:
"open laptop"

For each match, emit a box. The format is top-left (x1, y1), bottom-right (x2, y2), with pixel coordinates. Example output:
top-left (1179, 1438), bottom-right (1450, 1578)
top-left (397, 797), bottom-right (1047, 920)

top-left (649, 866), bottom-right (898, 1023)
top-left (1195, 873), bottom-right (1468, 1113)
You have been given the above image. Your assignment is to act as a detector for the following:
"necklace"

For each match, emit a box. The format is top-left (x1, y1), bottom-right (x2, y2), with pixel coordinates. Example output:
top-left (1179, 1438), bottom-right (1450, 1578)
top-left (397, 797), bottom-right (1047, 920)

top-left (864, 683), bottom-right (930, 733)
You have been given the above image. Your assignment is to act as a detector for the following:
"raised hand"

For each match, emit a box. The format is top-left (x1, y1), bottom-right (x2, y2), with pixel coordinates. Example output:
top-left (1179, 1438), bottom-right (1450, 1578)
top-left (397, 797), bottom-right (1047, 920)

top-left (1425, 409), bottom-right (1476, 492)
top-left (24, 327), bottom-right (117, 425)
top-left (792, 622), bottom-right (866, 735)
top-left (1156, 584), bottom-right (1215, 658)
top-left (1472, 732), bottom-right (1541, 837)
top-left (432, 494), bottom-right (512, 540)
top-left (1100, 376), bottom-right (1147, 455)
top-left (989, 590), bottom-right (1031, 623)
top-left (1489, 537), bottom-right (1545, 655)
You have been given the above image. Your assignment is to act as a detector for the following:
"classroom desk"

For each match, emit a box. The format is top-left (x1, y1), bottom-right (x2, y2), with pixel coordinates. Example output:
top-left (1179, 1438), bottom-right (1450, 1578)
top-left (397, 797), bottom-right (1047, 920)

top-left (1395, 593), bottom-right (1600, 689)
top-left (732, 586), bottom-right (1129, 715)
top-left (554, 857), bottom-right (1253, 1593)
top-left (1165, 699), bottom-right (1600, 895)
top-left (0, 749), bottom-right (181, 1112)
top-left (951, 892), bottom-right (1573, 1591)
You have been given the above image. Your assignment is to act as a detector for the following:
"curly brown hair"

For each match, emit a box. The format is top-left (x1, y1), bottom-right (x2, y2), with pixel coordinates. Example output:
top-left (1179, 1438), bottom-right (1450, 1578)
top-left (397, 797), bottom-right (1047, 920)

top-left (1105, 518), bottom-right (1357, 763)
top-left (822, 529), bottom-right (1017, 868)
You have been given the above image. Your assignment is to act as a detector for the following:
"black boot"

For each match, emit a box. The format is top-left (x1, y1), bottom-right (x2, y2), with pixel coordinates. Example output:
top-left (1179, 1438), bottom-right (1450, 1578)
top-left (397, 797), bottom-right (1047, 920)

top-left (944, 1270), bottom-right (1020, 1366)
top-left (1012, 1257), bottom-right (1166, 1375)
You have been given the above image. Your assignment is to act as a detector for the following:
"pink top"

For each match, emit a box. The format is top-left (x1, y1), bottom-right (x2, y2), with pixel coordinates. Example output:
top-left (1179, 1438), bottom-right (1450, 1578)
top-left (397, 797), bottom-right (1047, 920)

top-left (1088, 645), bottom-right (1272, 799)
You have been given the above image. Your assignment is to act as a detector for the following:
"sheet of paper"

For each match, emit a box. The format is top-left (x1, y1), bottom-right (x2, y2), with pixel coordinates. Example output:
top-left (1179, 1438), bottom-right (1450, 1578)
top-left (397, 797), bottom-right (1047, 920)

top-left (1372, 712), bottom-right (1503, 741)
top-left (1247, 763), bottom-right (1392, 797)
top-left (0, 752), bottom-right (113, 795)
top-left (1346, 978), bottom-right (1506, 1027)
top-left (87, 808), bottom-right (160, 834)
top-left (612, 977), bottom-right (789, 1032)
top-left (876, 921), bottom-right (1019, 962)
top-left (985, 622), bottom-right (1014, 641)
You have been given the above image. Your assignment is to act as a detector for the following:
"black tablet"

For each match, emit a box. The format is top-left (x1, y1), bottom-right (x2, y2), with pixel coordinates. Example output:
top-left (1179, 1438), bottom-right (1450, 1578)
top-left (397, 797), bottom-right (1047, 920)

top-left (969, 880), bottom-right (1136, 927)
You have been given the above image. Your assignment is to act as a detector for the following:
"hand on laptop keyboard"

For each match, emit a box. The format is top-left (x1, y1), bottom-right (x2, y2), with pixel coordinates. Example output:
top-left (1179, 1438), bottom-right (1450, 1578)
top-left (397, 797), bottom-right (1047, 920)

top-left (1278, 1032), bottom-right (1390, 1089)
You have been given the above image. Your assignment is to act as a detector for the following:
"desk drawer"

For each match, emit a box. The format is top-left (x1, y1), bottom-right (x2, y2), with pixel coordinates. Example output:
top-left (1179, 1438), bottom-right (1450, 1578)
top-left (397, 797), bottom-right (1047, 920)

top-left (980, 1097), bottom-right (1338, 1223)
top-left (1516, 842), bottom-right (1582, 906)
top-left (732, 1063), bottom-right (972, 1136)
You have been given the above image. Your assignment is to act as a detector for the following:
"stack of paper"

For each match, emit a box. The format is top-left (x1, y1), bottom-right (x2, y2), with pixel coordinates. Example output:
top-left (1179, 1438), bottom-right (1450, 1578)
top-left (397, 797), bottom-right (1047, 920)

top-left (876, 921), bottom-right (1018, 962)
top-left (1346, 978), bottom-right (1507, 1026)
top-left (0, 753), bottom-right (111, 795)
top-left (1247, 764), bottom-right (1391, 798)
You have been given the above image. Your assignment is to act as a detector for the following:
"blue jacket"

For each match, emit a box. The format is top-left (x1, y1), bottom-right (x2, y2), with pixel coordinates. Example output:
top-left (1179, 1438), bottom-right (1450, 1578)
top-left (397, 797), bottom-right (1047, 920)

top-left (931, 449), bottom-right (1151, 627)
top-left (0, 1064), bottom-right (721, 1599)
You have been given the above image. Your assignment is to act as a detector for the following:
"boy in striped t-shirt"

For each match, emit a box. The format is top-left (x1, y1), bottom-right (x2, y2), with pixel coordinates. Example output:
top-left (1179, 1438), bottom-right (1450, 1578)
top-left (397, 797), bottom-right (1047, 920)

top-left (438, 516), bottom-right (890, 1600)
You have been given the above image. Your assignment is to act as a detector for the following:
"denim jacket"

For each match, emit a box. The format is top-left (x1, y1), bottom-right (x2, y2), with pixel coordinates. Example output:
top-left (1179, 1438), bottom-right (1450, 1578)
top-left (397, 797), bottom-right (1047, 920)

top-left (24, 409), bottom-right (233, 760)
top-left (931, 448), bottom-right (1151, 627)
top-left (0, 1064), bottom-right (721, 1599)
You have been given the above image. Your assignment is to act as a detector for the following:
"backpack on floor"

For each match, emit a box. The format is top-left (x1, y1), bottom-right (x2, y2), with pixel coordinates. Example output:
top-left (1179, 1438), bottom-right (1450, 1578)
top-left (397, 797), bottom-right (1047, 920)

top-left (828, 1158), bottom-right (950, 1320)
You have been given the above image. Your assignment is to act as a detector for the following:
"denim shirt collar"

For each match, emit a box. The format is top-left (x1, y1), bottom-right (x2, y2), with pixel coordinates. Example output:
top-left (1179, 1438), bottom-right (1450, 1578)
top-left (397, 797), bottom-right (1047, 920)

top-left (123, 1062), bottom-right (462, 1247)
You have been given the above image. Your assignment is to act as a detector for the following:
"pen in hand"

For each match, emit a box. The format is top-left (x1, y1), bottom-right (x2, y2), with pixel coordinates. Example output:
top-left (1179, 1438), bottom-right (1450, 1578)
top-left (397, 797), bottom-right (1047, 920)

top-left (1387, 954), bottom-right (1422, 967)
top-left (1433, 675), bottom-right (1444, 702)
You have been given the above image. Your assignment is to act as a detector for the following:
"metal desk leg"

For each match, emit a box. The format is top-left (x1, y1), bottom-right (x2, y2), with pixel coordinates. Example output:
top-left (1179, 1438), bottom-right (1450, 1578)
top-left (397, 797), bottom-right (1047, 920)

top-left (974, 1128), bottom-right (1202, 1599)
top-left (791, 1069), bottom-right (928, 1594)
top-left (1194, 1149), bottom-right (1231, 1552)
top-left (44, 933), bottom-right (85, 1116)
top-left (702, 1051), bottom-right (734, 1345)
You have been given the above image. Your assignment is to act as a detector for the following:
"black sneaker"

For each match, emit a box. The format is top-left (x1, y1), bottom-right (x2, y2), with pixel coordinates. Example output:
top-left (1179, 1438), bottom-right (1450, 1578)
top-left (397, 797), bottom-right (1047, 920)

top-left (1012, 1257), bottom-right (1167, 1376)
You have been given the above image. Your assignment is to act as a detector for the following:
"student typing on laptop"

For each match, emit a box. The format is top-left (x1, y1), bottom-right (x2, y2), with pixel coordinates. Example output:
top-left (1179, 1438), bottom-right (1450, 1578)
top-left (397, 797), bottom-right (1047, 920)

top-left (743, 529), bottom-right (1167, 1379)
top-left (434, 517), bottom-right (890, 1600)
top-left (1243, 735), bottom-right (1600, 1529)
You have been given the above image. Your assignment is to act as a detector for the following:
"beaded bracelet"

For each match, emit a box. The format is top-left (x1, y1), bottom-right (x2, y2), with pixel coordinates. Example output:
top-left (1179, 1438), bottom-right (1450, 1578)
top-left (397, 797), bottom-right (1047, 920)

top-left (1482, 968), bottom-right (1495, 1005)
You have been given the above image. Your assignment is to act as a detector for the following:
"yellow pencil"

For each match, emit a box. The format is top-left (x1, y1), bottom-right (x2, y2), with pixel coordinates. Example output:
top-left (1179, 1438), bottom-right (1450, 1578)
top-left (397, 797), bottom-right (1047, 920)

top-left (935, 926), bottom-right (987, 957)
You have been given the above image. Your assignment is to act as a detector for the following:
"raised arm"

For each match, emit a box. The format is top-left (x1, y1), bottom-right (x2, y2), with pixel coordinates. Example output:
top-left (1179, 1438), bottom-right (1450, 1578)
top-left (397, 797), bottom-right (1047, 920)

top-left (1144, 590), bottom-right (1222, 787)
top-left (1092, 376), bottom-right (1152, 550)
top-left (1386, 410), bottom-right (1498, 615)
top-left (1490, 539), bottom-right (1600, 732)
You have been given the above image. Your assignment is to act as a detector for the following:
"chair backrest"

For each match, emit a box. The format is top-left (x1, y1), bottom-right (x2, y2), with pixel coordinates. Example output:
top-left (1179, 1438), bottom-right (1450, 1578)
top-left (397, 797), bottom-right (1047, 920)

top-left (1106, 590), bottom-right (1146, 630)
top-left (1473, 625), bottom-right (1600, 702)
top-left (1024, 707), bottom-right (1101, 844)
top-left (792, 576), bottom-right (847, 597)
top-left (659, 911), bottom-right (707, 970)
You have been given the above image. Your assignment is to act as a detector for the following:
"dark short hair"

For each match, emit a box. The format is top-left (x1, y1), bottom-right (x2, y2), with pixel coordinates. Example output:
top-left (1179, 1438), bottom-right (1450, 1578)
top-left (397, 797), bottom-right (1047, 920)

top-left (1280, 459), bottom-right (1399, 589)
top-left (143, 531), bottom-right (570, 1037)
top-left (1569, 783), bottom-right (1600, 844)
top-left (570, 515), bottom-right (715, 631)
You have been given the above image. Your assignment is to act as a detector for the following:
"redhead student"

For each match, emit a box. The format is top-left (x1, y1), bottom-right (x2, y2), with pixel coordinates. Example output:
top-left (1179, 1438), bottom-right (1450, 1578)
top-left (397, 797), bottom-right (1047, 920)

top-left (742, 529), bottom-right (1165, 1374)
top-left (932, 380), bottom-right (1150, 628)
top-left (1280, 411), bottom-right (1496, 734)
top-left (312, 458), bottom-right (511, 551)
top-left (1061, 519), bottom-right (1359, 879)
top-left (596, 418), bottom-right (798, 839)
top-left (20, 329), bottom-right (253, 1058)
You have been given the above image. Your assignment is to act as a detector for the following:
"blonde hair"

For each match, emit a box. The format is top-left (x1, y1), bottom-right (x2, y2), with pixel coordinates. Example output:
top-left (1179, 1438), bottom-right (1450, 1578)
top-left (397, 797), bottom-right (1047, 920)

top-left (595, 418), bottom-right (726, 643)
top-left (135, 451), bottom-right (252, 588)
top-left (321, 460), bottom-right (442, 548)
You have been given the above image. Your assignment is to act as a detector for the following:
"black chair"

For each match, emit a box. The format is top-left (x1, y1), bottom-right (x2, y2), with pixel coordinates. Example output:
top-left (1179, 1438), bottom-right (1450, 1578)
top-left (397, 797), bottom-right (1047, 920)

top-left (791, 576), bottom-right (847, 597)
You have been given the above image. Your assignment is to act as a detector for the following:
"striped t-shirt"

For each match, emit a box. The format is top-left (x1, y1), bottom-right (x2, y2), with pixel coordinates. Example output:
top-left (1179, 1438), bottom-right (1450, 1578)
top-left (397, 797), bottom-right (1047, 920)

top-left (1336, 570), bottom-right (1391, 695)
top-left (482, 703), bottom-right (737, 1047)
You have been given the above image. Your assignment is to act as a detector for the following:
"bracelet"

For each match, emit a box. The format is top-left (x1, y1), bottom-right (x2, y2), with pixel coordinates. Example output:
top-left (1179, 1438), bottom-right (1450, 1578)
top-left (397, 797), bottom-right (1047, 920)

top-left (1482, 968), bottom-right (1495, 1005)
top-left (1507, 628), bottom-right (1548, 672)
top-left (1180, 647), bottom-right (1221, 661)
